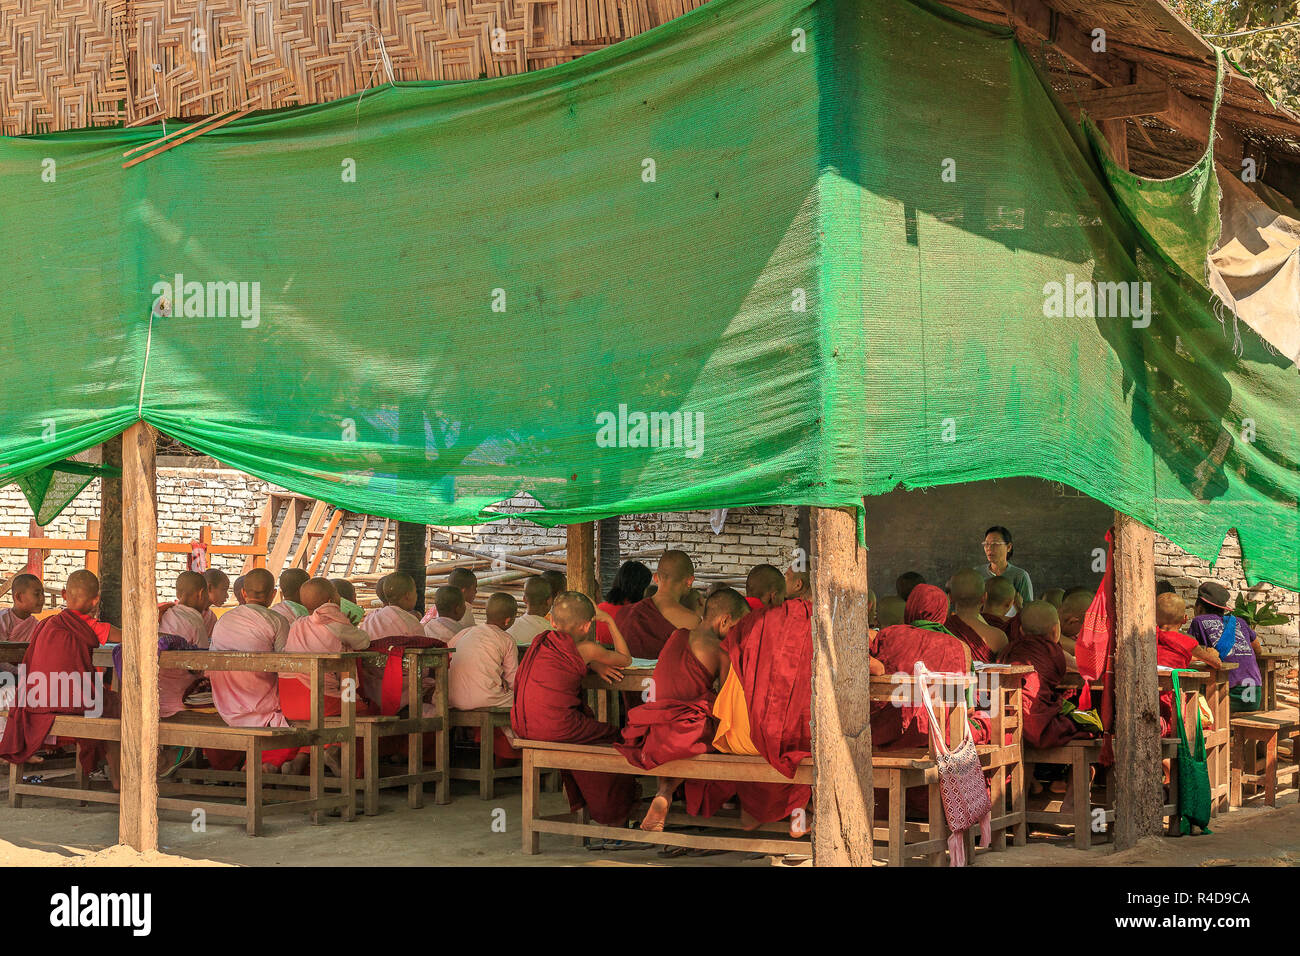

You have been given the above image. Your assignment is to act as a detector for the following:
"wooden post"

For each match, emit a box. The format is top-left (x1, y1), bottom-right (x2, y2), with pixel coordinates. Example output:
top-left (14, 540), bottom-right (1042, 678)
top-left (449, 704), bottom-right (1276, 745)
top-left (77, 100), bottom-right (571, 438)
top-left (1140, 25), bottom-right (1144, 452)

top-left (809, 505), bottom-right (873, 865)
top-left (119, 422), bottom-right (159, 851)
top-left (566, 523), bottom-right (597, 600)
top-left (1112, 511), bottom-right (1162, 849)
top-left (98, 435), bottom-right (123, 627)
top-left (396, 522), bottom-right (428, 617)
top-left (597, 516), bottom-right (620, 595)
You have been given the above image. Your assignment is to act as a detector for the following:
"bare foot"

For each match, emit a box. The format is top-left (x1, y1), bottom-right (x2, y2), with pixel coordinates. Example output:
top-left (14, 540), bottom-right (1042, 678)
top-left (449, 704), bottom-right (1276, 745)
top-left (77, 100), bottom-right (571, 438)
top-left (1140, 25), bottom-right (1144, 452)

top-left (740, 808), bottom-right (761, 832)
top-left (261, 762), bottom-right (281, 774)
top-left (640, 794), bottom-right (671, 832)
top-left (1049, 780), bottom-right (1069, 794)
top-left (284, 753), bottom-right (310, 776)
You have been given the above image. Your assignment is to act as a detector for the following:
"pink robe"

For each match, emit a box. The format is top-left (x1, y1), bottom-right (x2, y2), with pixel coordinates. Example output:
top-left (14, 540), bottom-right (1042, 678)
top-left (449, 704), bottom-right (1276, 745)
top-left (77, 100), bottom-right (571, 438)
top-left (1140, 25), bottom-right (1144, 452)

top-left (424, 616), bottom-right (465, 644)
top-left (282, 603), bottom-right (370, 698)
top-left (208, 604), bottom-right (290, 728)
top-left (202, 607), bottom-right (219, 640)
top-left (271, 601), bottom-right (304, 623)
top-left (361, 606), bottom-right (423, 641)
top-left (157, 603), bottom-right (207, 717)
top-left (0, 608), bottom-right (39, 643)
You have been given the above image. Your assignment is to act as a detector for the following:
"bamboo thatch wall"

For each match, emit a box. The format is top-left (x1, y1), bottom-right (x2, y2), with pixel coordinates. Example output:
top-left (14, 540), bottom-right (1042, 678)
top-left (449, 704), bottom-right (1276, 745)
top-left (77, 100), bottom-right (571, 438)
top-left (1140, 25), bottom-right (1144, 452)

top-left (0, 0), bottom-right (711, 136)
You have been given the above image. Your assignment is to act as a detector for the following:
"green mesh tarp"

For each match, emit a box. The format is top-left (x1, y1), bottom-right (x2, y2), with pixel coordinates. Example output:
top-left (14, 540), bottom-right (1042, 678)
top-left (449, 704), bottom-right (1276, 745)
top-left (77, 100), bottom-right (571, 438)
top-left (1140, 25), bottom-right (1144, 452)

top-left (1, 0), bottom-right (1298, 589)
top-left (11, 460), bottom-right (120, 525)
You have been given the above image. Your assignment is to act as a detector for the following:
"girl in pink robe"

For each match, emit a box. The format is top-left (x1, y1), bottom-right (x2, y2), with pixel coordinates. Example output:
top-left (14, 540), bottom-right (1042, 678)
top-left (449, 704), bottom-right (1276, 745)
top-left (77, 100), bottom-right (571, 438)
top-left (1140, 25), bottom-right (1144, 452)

top-left (206, 603), bottom-right (297, 768)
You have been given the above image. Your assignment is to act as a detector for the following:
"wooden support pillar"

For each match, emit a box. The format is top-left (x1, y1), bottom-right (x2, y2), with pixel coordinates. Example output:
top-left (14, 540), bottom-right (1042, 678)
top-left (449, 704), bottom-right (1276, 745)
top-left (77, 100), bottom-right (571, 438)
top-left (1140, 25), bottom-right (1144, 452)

top-left (809, 505), bottom-right (873, 865)
top-left (120, 422), bottom-right (159, 852)
top-left (396, 522), bottom-right (428, 617)
top-left (1112, 511), bottom-right (1162, 849)
top-left (566, 522), bottom-right (597, 600)
top-left (98, 435), bottom-right (123, 628)
top-left (597, 516), bottom-right (621, 595)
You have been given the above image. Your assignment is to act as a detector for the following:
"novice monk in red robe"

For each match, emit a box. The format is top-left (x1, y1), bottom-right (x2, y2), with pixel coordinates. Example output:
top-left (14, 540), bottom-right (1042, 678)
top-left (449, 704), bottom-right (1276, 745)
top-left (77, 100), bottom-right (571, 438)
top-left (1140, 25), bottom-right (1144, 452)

top-left (1155, 592), bottom-right (1220, 738)
top-left (512, 591), bottom-right (639, 827)
top-left (945, 568), bottom-right (1008, 664)
top-left (1002, 601), bottom-right (1095, 747)
top-left (614, 550), bottom-right (700, 659)
top-left (616, 587), bottom-right (749, 832)
top-left (745, 563), bottom-right (785, 612)
top-left (711, 575), bottom-right (814, 837)
top-left (981, 576), bottom-right (1019, 641)
top-left (0, 570), bottom-right (120, 784)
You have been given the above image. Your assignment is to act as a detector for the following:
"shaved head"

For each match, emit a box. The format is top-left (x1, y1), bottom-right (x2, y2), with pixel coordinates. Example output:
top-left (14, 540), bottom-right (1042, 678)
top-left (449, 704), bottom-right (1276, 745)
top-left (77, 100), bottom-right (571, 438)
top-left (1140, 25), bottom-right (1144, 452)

top-left (1058, 588), bottom-right (1093, 638)
top-left (523, 575), bottom-right (553, 612)
top-left (705, 586), bottom-right (748, 624)
top-left (984, 576), bottom-right (1015, 607)
top-left (433, 586), bottom-right (465, 619)
top-left (1042, 588), bottom-right (1064, 609)
top-left (448, 567), bottom-right (477, 595)
top-left (541, 570), bottom-right (567, 597)
top-left (681, 588), bottom-right (703, 614)
top-left (301, 577), bottom-right (339, 612)
top-left (330, 578), bottom-right (357, 603)
top-left (242, 568), bottom-right (276, 605)
top-left (878, 596), bottom-right (906, 628)
top-left (176, 570), bottom-right (207, 606)
top-left (657, 550), bottom-right (695, 584)
top-left (204, 567), bottom-right (230, 588)
top-left (1019, 601), bottom-right (1059, 638)
top-left (65, 569), bottom-right (100, 601)
top-left (232, 575), bottom-right (247, 605)
top-left (386, 572), bottom-right (416, 601)
top-left (279, 567), bottom-right (310, 603)
top-left (948, 568), bottom-right (986, 608)
top-left (375, 574), bottom-right (391, 605)
top-left (784, 567), bottom-right (810, 599)
top-left (551, 591), bottom-right (596, 635)
top-left (12, 572), bottom-right (43, 598)
top-left (486, 592), bottom-right (518, 627)
top-left (896, 571), bottom-right (925, 600)
top-left (1157, 591), bottom-right (1187, 627)
top-left (746, 564), bottom-right (785, 606)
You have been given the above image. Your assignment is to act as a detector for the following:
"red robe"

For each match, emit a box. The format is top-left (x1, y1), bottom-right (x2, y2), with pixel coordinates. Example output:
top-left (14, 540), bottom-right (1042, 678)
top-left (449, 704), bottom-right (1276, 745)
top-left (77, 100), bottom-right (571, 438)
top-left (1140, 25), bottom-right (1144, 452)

top-left (945, 613), bottom-right (994, 665)
top-left (1156, 628), bottom-right (1199, 736)
top-left (615, 628), bottom-right (716, 769)
top-left (697, 601), bottom-right (812, 824)
top-left (613, 597), bottom-right (677, 659)
top-left (0, 609), bottom-right (120, 770)
top-left (511, 630), bottom-right (637, 826)
top-left (1002, 632), bottom-right (1093, 748)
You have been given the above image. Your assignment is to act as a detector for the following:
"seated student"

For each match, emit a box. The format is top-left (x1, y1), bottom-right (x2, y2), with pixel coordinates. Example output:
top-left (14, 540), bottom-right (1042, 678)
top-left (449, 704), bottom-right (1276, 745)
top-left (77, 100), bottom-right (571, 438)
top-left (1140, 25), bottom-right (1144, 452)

top-left (618, 587), bottom-right (749, 832)
top-left (160, 570), bottom-right (212, 650)
top-left (511, 592), bottom-right (638, 827)
top-left (231, 575), bottom-right (247, 606)
top-left (360, 573), bottom-right (423, 640)
top-left (277, 577), bottom-right (373, 775)
top-left (1043, 588), bottom-right (1065, 610)
top-left (877, 595), bottom-right (905, 629)
top-left (1188, 581), bottom-right (1263, 712)
top-left (981, 576), bottom-right (1019, 636)
top-left (680, 588), bottom-right (703, 615)
top-left (945, 568), bottom-right (1008, 663)
top-left (448, 593), bottom-right (522, 764)
top-left (710, 575), bottom-right (813, 837)
top-left (784, 567), bottom-right (811, 603)
top-left (895, 571), bottom-right (925, 601)
top-left (595, 560), bottom-right (650, 646)
top-left (508, 576), bottom-right (554, 646)
top-left (1056, 588), bottom-right (1093, 657)
top-left (207, 568), bottom-right (296, 773)
top-left (745, 563), bottom-right (785, 612)
top-left (423, 586), bottom-right (471, 644)
top-left (614, 550), bottom-right (700, 658)
top-left (202, 567), bottom-right (230, 638)
top-left (0, 570), bottom-right (121, 783)
top-left (0, 572), bottom-right (45, 646)
top-left (1002, 602), bottom-right (1094, 750)
top-left (424, 568), bottom-right (477, 627)
top-left (1155, 591), bottom-right (1221, 738)
top-left (329, 578), bottom-right (366, 625)
top-left (374, 574), bottom-right (391, 606)
top-left (541, 570), bottom-right (567, 601)
top-left (272, 568), bottom-right (310, 622)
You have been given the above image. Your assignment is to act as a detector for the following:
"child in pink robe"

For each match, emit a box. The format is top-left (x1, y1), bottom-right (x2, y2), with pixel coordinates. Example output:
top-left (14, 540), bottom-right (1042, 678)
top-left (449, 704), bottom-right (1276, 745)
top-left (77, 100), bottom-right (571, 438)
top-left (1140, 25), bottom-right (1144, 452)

top-left (0, 574), bottom-right (44, 678)
top-left (157, 571), bottom-right (211, 717)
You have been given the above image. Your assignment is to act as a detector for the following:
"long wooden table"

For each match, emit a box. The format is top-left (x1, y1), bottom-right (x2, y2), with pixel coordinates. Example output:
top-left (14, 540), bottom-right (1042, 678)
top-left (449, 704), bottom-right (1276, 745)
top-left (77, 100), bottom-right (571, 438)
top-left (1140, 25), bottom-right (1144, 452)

top-left (1257, 651), bottom-right (1297, 710)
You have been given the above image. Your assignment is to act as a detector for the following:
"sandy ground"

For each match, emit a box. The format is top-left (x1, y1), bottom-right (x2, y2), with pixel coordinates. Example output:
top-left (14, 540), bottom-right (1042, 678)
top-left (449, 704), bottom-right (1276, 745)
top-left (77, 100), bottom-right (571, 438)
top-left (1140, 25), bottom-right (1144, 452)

top-left (2, 762), bottom-right (1297, 867)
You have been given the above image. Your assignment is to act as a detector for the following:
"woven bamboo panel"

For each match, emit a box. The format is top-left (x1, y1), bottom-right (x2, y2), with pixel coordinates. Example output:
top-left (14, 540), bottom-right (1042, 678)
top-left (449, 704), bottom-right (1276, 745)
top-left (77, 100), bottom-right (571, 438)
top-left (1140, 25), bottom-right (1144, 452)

top-left (0, 0), bottom-right (711, 135)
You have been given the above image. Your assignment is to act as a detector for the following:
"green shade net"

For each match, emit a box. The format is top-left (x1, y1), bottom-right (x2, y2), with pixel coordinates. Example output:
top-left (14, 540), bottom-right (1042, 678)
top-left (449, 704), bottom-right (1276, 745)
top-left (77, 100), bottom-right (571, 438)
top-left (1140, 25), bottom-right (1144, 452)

top-left (0, 0), bottom-right (1297, 590)
top-left (10, 460), bottom-right (121, 525)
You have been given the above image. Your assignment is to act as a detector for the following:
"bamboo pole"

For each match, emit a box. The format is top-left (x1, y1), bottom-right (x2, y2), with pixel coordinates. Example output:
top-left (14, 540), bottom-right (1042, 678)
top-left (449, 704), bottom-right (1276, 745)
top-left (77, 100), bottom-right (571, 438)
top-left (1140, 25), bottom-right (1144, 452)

top-left (119, 422), bottom-right (159, 852)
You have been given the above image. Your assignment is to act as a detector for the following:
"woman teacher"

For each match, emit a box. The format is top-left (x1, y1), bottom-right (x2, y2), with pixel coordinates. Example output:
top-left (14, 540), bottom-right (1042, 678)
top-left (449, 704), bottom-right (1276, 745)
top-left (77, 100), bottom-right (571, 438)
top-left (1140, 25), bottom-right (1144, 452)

top-left (981, 525), bottom-right (1032, 604)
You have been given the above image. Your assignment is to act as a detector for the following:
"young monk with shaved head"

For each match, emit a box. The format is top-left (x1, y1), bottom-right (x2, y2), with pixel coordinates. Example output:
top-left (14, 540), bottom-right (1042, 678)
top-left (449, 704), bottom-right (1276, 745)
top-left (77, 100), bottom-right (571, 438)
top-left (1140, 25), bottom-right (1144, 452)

top-left (541, 569), bottom-right (567, 600)
top-left (160, 570), bottom-right (211, 649)
top-left (614, 550), bottom-right (700, 659)
top-left (273, 568), bottom-right (310, 622)
top-left (447, 593), bottom-right (524, 764)
top-left (207, 568), bottom-right (297, 773)
top-left (509, 576), bottom-right (554, 646)
top-left (745, 563), bottom-right (785, 611)
top-left (1155, 591), bottom-right (1220, 740)
top-left (982, 575), bottom-right (1018, 637)
top-left (1002, 601), bottom-right (1093, 750)
top-left (945, 568), bottom-right (1007, 663)
top-left (423, 586), bottom-right (470, 643)
top-left (1056, 588), bottom-right (1094, 657)
top-left (232, 575), bottom-right (247, 606)
top-left (783, 567), bottom-right (811, 604)
top-left (512, 592), bottom-right (638, 827)
top-left (330, 578), bottom-right (366, 625)
top-left (896, 571), bottom-right (925, 601)
top-left (361, 572), bottom-right (423, 641)
top-left (203, 567), bottom-right (230, 639)
top-left (618, 586), bottom-right (750, 832)
top-left (0, 573), bottom-right (45, 647)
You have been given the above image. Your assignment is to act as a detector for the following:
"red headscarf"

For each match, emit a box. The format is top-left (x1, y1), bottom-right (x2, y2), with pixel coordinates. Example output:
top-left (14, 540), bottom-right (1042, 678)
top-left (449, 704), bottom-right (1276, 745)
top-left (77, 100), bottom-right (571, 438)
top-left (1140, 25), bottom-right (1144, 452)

top-left (905, 584), bottom-right (951, 629)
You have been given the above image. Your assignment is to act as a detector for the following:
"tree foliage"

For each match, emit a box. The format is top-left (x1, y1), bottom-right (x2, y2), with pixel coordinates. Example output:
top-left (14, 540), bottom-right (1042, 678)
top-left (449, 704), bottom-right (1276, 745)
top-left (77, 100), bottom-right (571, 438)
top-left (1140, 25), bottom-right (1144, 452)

top-left (1170, 1), bottom-right (1300, 114)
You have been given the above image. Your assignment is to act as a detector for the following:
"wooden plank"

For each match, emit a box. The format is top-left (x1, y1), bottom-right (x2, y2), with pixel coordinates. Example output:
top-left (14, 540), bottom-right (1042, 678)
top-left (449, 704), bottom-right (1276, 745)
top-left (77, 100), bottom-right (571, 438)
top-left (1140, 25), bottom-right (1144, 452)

top-left (264, 495), bottom-right (303, 578)
top-left (369, 519), bottom-right (391, 575)
top-left (288, 501), bottom-right (328, 570)
top-left (810, 505), bottom-right (873, 866)
top-left (1074, 84), bottom-right (1170, 121)
top-left (1112, 511), bottom-right (1163, 849)
top-left (308, 508), bottom-right (345, 576)
top-left (99, 435), bottom-right (123, 626)
top-left (119, 421), bottom-right (159, 852)
top-left (345, 514), bottom-right (369, 578)
top-left (565, 523), bottom-right (597, 599)
top-left (243, 494), bottom-right (276, 574)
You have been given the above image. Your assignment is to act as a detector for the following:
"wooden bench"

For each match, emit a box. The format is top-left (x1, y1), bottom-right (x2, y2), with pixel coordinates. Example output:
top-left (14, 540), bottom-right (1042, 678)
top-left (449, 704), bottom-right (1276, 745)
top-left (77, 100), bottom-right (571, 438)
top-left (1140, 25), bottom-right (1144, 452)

top-left (449, 706), bottom-right (519, 799)
top-left (6, 649), bottom-right (358, 835)
top-left (1230, 707), bottom-right (1300, 807)
top-left (514, 736), bottom-right (814, 856)
top-left (869, 666), bottom-right (1028, 865)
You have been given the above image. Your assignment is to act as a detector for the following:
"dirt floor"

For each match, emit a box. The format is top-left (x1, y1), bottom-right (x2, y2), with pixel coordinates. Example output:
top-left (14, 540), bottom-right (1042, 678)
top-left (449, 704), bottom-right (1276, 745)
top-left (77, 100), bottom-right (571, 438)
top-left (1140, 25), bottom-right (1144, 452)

top-left (1, 762), bottom-right (1296, 867)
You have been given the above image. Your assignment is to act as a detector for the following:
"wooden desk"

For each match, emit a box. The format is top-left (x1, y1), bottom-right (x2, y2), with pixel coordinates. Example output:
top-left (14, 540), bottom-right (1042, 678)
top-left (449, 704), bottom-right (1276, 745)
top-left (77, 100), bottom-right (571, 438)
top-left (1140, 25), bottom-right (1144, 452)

top-left (1257, 652), bottom-right (1297, 711)
top-left (580, 665), bottom-right (655, 724)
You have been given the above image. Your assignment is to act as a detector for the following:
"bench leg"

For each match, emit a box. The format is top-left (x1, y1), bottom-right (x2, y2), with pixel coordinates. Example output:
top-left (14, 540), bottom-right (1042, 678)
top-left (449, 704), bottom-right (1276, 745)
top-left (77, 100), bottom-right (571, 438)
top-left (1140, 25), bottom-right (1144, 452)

top-left (246, 743), bottom-right (263, 837)
top-left (1230, 733), bottom-right (1244, 808)
top-left (480, 719), bottom-right (494, 801)
top-left (521, 749), bottom-right (540, 855)
top-left (1072, 752), bottom-right (1091, 850)
top-left (364, 725), bottom-right (380, 817)
top-left (340, 733), bottom-right (356, 822)
top-left (435, 718), bottom-right (450, 806)
top-left (887, 773), bottom-right (904, 867)
top-left (309, 744), bottom-right (324, 826)
top-left (927, 777), bottom-right (947, 866)
top-left (9, 759), bottom-right (21, 808)
top-left (989, 763), bottom-right (1006, 852)
top-left (408, 729), bottom-right (424, 810)
top-left (1264, 732), bottom-right (1278, 807)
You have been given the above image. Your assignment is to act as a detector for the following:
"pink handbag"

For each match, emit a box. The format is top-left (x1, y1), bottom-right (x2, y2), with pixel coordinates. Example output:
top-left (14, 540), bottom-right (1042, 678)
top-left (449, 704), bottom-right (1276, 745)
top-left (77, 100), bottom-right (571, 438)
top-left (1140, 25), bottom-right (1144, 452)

top-left (915, 662), bottom-right (992, 867)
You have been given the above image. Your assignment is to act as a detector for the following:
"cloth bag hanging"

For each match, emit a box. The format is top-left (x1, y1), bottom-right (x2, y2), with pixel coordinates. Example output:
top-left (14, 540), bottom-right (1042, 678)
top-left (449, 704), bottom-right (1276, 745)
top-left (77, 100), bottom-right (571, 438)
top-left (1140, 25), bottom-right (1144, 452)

top-left (1172, 669), bottom-right (1213, 835)
top-left (914, 662), bottom-right (991, 866)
